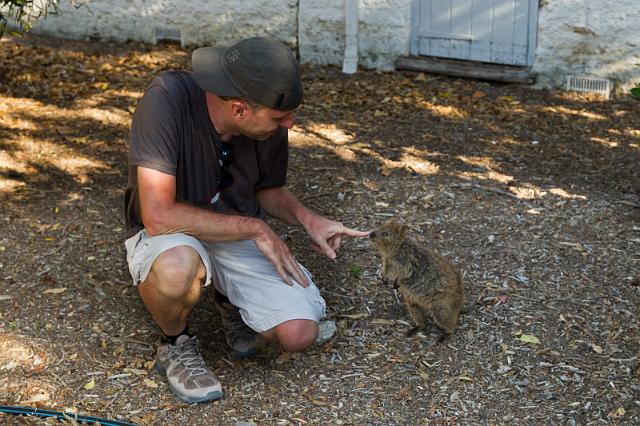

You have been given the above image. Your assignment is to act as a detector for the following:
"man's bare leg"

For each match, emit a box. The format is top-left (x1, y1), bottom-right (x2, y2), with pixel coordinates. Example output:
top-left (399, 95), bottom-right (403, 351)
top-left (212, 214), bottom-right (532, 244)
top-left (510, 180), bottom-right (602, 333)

top-left (260, 319), bottom-right (319, 353)
top-left (137, 245), bottom-right (222, 403)
top-left (138, 246), bottom-right (205, 335)
top-left (138, 246), bottom-right (207, 336)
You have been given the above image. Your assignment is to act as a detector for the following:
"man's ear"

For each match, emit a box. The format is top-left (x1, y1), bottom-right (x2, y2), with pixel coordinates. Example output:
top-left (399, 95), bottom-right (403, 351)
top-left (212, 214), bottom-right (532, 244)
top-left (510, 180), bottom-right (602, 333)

top-left (230, 100), bottom-right (248, 119)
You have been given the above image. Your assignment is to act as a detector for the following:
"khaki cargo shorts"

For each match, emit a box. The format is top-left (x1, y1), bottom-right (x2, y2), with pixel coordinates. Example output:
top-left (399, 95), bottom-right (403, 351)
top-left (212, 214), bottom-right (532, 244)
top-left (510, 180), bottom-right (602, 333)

top-left (125, 230), bottom-right (326, 332)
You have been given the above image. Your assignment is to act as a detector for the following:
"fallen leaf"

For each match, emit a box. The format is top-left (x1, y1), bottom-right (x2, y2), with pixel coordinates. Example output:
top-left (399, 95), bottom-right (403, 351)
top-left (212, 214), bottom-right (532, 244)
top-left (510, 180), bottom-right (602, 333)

top-left (113, 345), bottom-right (125, 356)
top-left (83, 379), bottom-right (95, 390)
top-left (42, 287), bottom-right (67, 294)
top-left (21, 393), bottom-right (50, 404)
top-left (143, 379), bottom-right (159, 388)
top-left (339, 313), bottom-right (369, 320)
top-left (275, 351), bottom-right (300, 365)
top-left (608, 407), bottom-right (625, 419)
top-left (306, 395), bottom-right (330, 406)
top-left (371, 318), bottom-right (394, 325)
top-left (591, 343), bottom-right (603, 354)
top-left (518, 334), bottom-right (540, 345)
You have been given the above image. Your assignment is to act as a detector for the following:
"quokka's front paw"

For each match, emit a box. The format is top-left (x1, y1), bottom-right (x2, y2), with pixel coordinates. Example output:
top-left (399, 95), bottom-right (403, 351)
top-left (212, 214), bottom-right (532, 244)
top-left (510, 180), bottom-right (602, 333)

top-left (376, 269), bottom-right (391, 286)
top-left (436, 332), bottom-right (452, 344)
top-left (406, 326), bottom-right (420, 337)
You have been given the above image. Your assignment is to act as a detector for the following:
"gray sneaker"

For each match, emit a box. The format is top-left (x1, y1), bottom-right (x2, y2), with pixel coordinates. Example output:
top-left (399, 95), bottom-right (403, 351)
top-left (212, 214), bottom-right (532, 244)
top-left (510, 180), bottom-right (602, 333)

top-left (156, 335), bottom-right (222, 403)
top-left (315, 320), bottom-right (337, 346)
top-left (214, 297), bottom-right (261, 358)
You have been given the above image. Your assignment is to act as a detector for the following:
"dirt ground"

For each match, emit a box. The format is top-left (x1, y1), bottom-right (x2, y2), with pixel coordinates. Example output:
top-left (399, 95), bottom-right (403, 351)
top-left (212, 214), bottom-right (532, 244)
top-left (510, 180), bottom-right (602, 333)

top-left (0, 34), bottom-right (639, 425)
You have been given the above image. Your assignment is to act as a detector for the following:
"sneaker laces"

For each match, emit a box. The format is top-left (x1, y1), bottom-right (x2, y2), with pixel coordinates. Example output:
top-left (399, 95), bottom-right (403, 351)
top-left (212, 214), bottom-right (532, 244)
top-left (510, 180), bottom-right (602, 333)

top-left (169, 336), bottom-right (207, 377)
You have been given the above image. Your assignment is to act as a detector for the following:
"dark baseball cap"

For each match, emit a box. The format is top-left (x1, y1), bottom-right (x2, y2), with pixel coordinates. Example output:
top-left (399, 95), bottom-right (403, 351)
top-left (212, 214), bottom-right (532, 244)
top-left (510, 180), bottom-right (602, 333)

top-left (192, 37), bottom-right (303, 111)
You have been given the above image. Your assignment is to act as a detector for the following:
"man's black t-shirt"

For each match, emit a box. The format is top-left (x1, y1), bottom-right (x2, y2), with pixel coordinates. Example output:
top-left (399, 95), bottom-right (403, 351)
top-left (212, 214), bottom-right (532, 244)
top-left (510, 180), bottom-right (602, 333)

top-left (125, 71), bottom-right (289, 238)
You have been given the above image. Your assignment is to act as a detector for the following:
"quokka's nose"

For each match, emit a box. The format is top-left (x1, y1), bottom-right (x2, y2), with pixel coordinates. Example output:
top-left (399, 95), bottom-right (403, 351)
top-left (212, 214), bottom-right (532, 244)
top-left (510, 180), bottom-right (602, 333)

top-left (369, 231), bottom-right (376, 239)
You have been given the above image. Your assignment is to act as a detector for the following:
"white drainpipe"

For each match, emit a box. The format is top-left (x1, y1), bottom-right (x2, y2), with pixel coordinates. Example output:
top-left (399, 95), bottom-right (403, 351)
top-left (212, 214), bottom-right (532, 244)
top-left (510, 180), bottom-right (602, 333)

top-left (342, 0), bottom-right (358, 74)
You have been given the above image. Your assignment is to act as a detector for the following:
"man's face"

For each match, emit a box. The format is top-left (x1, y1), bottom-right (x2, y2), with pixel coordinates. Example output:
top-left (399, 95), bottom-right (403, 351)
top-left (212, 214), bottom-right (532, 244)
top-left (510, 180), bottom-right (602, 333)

top-left (239, 103), bottom-right (296, 140)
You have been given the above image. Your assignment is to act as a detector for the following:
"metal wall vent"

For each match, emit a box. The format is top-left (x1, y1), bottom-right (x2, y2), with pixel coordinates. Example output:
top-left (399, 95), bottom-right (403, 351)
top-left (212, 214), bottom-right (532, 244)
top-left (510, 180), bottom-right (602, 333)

top-left (153, 27), bottom-right (182, 45)
top-left (566, 75), bottom-right (611, 99)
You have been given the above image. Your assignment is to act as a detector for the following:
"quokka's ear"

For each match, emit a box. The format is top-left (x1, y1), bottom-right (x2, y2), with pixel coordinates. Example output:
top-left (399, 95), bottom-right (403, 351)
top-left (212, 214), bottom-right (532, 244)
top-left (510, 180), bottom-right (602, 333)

top-left (396, 222), bottom-right (409, 237)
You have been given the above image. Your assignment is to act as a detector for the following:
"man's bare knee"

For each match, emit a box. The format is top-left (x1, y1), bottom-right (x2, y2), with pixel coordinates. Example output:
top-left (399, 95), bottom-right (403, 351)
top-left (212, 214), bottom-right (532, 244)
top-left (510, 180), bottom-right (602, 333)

top-left (275, 320), bottom-right (318, 353)
top-left (146, 245), bottom-right (206, 299)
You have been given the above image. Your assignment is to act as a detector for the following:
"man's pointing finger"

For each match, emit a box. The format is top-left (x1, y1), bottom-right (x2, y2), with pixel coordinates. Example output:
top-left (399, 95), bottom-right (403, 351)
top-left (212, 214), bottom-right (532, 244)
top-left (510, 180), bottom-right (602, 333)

top-left (340, 226), bottom-right (371, 237)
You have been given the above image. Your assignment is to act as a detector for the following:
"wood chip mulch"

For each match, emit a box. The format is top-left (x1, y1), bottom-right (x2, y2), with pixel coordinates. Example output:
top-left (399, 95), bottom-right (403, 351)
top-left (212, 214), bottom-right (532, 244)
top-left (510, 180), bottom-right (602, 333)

top-left (0, 34), bottom-right (638, 425)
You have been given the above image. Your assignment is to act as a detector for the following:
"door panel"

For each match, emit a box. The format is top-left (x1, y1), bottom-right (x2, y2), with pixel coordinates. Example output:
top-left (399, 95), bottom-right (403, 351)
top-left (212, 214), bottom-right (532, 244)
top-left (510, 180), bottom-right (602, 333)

top-left (411, 0), bottom-right (537, 66)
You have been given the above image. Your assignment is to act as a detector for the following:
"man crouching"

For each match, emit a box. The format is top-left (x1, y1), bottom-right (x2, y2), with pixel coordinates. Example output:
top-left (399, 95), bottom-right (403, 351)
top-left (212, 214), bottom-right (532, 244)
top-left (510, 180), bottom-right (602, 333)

top-left (124, 37), bottom-right (368, 403)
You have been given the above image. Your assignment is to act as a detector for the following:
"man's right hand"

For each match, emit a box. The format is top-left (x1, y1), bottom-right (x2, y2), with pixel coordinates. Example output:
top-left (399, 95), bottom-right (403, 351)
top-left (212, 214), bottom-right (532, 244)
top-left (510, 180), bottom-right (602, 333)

top-left (137, 167), bottom-right (309, 287)
top-left (254, 224), bottom-right (309, 288)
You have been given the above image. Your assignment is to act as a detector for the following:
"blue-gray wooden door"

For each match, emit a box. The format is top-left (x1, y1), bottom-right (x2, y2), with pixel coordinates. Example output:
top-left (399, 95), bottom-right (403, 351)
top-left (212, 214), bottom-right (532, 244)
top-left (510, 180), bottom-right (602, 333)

top-left (410, 0), bottom-right (538, 66)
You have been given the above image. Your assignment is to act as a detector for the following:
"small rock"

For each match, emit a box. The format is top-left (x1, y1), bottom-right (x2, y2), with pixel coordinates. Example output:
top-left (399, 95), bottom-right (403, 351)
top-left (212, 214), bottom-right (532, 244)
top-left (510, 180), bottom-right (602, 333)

top-left (497, 365), bottom-right (512, 374)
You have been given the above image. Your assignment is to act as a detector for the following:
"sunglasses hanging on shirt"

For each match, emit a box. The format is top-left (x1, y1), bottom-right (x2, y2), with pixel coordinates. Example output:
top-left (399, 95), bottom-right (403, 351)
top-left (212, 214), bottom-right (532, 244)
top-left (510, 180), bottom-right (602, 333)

top-left (218, 142), bottom-right (234, 190)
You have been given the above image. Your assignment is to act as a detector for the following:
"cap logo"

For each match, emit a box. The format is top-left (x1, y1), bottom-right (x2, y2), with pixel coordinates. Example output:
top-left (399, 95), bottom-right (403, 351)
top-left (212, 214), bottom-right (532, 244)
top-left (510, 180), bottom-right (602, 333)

top-left (226, 49), bottom-right (240, 63)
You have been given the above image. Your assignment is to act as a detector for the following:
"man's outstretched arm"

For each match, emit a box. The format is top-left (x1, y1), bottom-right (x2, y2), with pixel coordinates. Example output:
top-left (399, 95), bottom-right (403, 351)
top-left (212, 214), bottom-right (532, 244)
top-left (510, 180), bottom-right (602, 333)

top-left (256, 186), bottom-right (370, 260)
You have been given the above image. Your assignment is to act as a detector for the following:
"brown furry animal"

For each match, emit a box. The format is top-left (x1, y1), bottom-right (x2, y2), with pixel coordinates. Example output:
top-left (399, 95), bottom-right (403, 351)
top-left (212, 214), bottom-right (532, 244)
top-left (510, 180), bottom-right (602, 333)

top-left (369, 221), bottom-right (465, 339)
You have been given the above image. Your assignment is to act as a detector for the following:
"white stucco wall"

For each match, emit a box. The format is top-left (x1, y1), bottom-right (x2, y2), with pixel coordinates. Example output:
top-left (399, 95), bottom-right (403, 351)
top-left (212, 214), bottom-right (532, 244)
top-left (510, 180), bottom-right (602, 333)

top-left (25, 0), bottom-right (639, 91)
top-left (30, 0), bottom-right (298, 48)
top-left (534, 0), bottom-right (640, 91)
top-left (298, 0), bottom-right (412, 71)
